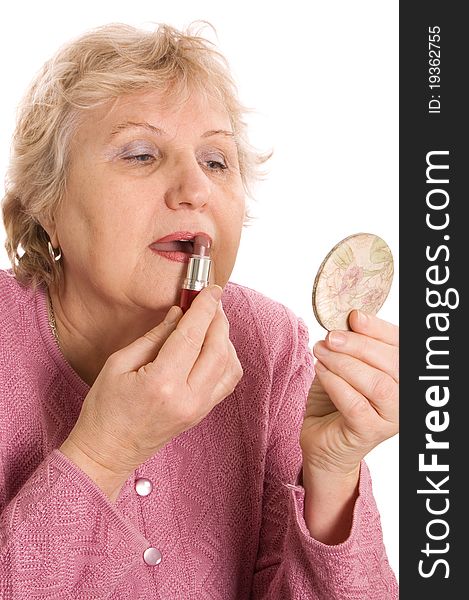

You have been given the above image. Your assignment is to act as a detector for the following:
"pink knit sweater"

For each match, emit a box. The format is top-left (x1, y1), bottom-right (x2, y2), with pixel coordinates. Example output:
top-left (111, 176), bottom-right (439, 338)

top-left (0, 268), bottom-right (398, 599)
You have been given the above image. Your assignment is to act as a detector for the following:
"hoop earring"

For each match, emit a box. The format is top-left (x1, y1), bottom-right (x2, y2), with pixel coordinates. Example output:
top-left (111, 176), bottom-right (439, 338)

top-left (47, 241), bottom-right (62, 262)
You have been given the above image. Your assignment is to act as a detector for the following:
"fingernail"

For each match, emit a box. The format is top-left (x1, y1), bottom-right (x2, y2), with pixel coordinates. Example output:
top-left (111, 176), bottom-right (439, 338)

top-left (208, 285), bottom-right (223, 302)
top-left (313, 342), bottom-right (328, 356)
top-left (166, 305), bottom-right (181, 324)
top-left (328, 331), bottom-right (346, 347)
top-left (315, 360), bottom-right (328, 373)
top-left (356, 310), bottom-right (368, 326)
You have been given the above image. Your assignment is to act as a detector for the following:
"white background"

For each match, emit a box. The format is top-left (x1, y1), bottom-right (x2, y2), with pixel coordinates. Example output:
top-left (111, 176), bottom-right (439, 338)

top-left (0, 0), bottom-right (399, 578)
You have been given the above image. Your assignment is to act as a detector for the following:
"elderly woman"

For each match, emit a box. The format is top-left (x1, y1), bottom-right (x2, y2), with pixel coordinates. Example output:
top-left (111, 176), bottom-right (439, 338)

top-left (0, 23), bottom-right (398, 599)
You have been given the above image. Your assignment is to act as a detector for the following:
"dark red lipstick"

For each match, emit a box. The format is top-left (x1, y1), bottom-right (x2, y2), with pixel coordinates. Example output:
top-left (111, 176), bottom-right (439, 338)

top-left (179, 234), bottom-right (212, 313)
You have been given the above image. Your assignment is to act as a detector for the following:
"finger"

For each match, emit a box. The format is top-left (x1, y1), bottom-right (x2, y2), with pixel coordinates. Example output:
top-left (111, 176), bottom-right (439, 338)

top-left (156, 285), bottom-right (223, 379)
top-left (313, 360), bottom-right (398, 439)
top-left (194, 342), bottom-right (244, 413)
top-left (348, 310), bottom-right (399, 347)
top-left (326, 330), bottom-right (399, 383)
top-left (185, 337), bottom-right (243, 432)
top-left (304, 378), bottom-right (337, 418)
top-left (313, 342), bottom-right (399, 424)
top-left (112, 305), bottom-right (183, 372)
top-left (206, 339), bottom-right (243, 405)
top-left (187, 303), bottom-right (231, 394)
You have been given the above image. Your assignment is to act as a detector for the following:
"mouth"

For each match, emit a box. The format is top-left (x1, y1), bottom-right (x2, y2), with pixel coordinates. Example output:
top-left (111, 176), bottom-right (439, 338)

top-left (149, 231), bottom-right (212, 264)
top-left (151, 240), bottom-right (195, 254)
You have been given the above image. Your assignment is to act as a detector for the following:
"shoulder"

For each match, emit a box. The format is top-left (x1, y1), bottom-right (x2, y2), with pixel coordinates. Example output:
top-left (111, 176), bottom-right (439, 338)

top-left (0, 269), bottom-right (40, 345)
top-left (0, 267), bottom-right (17, 291)
top-left (223, 280), bottom-right (301, 333)
top-left (222, 281), bottom-right (311, 374)
top-left (0, 267), bottom-right (30, 292)
top-left (0, 268), bottom-right (35, 314)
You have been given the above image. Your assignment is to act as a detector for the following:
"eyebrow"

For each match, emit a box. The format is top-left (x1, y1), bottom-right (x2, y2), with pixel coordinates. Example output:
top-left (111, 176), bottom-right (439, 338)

top-left (202, 129), bottom-right (236, 140)
top-left (109, 121), bottom-right (166, 138)
top-left (108, 121), bottom-right (237, 143)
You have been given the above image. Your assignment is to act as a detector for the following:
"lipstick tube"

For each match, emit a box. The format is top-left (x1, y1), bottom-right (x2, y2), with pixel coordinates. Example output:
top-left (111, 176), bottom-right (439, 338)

top-left (179, 235), bottom-right (212, 313)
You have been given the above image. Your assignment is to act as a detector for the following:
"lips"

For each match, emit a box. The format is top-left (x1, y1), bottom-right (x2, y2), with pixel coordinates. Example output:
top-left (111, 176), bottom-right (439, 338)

top-left (149, 231), bottom-right (212, 263)
top-left (151, 240), bottom-right (195, 253)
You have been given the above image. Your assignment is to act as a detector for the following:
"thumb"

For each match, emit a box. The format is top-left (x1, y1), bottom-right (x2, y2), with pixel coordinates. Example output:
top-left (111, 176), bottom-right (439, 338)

top-left (112, 305), bottom-right (183, 372)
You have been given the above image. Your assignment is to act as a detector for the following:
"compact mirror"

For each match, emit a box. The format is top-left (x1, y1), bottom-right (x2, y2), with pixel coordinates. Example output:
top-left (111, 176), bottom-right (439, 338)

top-left (312, 233), bottom-right (394, 331)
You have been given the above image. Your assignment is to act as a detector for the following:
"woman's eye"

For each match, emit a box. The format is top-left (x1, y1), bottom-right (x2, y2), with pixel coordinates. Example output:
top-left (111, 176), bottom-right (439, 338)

top-left (116, 143), bottom-right (160, 166)
top-left (197, 147), bottom-right (229, 172)
top-left (206, 159), bottom-right (227, 171)
top-left (124, 153), bottom-right (155, 164)
top-left (201, 152), bottom-right (228, 171)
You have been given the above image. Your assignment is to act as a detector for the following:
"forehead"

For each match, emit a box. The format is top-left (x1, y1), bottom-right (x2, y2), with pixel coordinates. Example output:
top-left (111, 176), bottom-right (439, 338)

top-left (81, 88), bottom-right (232, 141)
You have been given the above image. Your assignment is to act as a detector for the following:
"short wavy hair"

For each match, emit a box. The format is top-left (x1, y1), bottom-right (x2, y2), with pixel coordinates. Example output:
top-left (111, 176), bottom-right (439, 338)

top-left (2, 22), bottom-right (270, 289)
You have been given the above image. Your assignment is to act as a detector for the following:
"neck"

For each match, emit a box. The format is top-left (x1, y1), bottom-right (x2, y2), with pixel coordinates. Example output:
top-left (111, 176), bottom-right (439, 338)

top-left (48, 282), bottom-right (168, 387)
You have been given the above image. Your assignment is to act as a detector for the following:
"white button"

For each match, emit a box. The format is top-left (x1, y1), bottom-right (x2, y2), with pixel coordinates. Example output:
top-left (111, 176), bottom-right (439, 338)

top-left (135, 477), bottom-right (153, 496)
top-left (143, 547), bottom-right (162, 566)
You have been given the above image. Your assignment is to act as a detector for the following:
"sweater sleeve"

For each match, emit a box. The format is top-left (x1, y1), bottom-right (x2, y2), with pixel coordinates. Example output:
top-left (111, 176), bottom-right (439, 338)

top-left (0, 449), bottom-right (154, 599)
top-left (251, 316), bottom-right (399, 600)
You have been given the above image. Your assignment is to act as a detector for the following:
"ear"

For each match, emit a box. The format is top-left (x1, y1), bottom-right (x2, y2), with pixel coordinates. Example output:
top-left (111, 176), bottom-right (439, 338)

top-left (37, 216), bottom-right (59, 247)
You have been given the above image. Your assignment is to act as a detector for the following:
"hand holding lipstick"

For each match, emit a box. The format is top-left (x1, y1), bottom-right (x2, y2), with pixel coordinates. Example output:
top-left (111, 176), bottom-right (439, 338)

top-left (60, 285), bottom-right (243, 501)
top-left (299, 310), bottom-right (399, 543)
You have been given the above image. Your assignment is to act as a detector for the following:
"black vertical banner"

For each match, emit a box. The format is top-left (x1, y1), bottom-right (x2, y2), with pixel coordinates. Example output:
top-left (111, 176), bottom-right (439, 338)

top-left (400, 2), bottom-right (466, 597)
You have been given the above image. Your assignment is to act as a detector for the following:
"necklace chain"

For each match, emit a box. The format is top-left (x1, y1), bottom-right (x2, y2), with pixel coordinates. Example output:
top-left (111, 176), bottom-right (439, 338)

top-left (47, 290), bottom-right (61, 348)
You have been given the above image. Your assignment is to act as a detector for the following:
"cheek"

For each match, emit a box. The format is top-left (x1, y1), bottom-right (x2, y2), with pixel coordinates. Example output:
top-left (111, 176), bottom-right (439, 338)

top-left (218, 192), bottom-right (244, 237)
top-left (62, 172), bottom-right (143, 243)
top-left (230, 196), bottom-right (246, 245)
top-left (214, 197), bottom-right (244, 274)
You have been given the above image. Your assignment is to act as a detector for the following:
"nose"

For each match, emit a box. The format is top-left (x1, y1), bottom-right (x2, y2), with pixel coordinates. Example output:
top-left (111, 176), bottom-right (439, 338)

top-left (164, 154), bottom-right (211, 211)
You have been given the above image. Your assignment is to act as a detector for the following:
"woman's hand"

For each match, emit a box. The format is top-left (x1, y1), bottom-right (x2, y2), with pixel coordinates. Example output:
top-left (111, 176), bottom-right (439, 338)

top-left (301, 309), bottom-right (399, 476)
top-left (60, 285), bottom-right (243, 495)
top-left (299, 309), bottom-right (398, 543)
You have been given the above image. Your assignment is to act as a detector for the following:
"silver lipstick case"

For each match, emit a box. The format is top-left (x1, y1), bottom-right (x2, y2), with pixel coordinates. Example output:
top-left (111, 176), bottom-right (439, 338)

top-left (182, 255), bottom-right (211, 291)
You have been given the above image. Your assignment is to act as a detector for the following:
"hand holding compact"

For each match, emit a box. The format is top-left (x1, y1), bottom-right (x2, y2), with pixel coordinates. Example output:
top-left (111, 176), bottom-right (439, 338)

top-left (301, 310), bottom-right (399, 475)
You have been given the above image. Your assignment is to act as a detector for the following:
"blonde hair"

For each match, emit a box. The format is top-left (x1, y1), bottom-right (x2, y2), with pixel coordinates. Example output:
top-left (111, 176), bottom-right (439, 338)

top-left (2, 21), bottom-right (270, 289)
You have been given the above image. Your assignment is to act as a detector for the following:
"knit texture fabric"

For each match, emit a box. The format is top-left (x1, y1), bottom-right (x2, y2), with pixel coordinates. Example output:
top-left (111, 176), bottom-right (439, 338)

top-left (0, 268), bottom-right (398, 599)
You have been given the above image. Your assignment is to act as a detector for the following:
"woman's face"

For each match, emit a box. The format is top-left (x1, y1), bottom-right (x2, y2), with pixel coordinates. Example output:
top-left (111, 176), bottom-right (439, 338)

top-left (52, 88), bottom-right (246, 312)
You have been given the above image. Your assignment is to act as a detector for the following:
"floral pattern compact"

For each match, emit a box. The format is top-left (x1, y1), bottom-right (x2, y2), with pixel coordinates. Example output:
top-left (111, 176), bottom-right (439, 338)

top-left (312, 233), bottom-right (394, 331)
